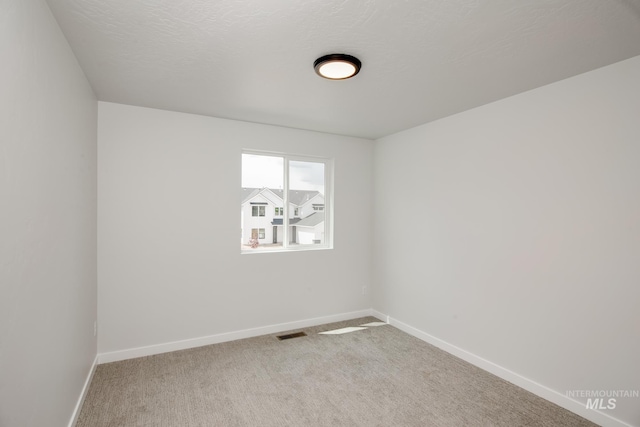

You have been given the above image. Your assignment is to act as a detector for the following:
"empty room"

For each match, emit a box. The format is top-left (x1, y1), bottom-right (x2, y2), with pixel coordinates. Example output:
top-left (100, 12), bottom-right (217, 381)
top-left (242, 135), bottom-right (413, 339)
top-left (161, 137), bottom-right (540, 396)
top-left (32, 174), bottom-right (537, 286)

top-left (1, 0), bottom-right (639, 426)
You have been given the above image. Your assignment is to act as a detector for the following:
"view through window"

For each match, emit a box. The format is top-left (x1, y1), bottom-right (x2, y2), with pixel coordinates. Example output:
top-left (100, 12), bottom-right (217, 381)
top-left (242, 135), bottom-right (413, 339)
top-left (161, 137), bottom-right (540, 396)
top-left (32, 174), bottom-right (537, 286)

top-left (241, 152), bottom-right (330, 252)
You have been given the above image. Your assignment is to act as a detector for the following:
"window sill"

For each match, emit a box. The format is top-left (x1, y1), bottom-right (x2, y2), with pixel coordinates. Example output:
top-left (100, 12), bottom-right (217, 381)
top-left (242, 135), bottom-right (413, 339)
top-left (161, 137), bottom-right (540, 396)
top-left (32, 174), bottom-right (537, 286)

top-left (241, 245), bottom-right (332, 255)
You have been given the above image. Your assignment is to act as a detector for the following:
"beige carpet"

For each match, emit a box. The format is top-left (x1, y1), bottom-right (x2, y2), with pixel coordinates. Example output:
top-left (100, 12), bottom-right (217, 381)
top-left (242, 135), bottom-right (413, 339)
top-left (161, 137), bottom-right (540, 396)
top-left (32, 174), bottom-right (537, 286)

top-left (77, 317), bottom-right (598, 426)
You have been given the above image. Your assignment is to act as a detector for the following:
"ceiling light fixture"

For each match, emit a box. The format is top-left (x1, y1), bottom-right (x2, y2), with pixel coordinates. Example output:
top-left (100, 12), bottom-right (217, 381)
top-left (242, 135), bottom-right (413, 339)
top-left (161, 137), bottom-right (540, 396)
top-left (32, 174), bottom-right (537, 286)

top-left (314, 54), bottom-right (361, 80)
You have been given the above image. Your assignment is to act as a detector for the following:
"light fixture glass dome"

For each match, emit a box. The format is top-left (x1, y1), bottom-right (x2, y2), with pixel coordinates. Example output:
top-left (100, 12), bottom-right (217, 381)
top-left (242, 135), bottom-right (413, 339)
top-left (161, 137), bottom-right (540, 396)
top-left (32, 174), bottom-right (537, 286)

top-left (314, 54), bottom-right (361, 80)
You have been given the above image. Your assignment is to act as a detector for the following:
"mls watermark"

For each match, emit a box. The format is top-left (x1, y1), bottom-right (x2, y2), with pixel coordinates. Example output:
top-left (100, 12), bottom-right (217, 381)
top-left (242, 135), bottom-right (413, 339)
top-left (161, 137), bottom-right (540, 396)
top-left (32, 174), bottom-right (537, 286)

top-left (566, 390), bottom-right (640, 410)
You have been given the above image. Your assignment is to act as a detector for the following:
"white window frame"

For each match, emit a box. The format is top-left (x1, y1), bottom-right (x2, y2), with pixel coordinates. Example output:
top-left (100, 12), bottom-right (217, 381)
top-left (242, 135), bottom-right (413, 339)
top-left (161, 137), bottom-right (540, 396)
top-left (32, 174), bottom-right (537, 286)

top-left (242, 150), bottom-right (333, 253)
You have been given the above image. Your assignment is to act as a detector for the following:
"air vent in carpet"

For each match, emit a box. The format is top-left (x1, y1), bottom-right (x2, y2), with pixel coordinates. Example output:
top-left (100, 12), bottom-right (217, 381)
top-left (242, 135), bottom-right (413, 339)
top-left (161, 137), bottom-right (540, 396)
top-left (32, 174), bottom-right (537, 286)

top-left (277, 332), bottom-right (307, 341)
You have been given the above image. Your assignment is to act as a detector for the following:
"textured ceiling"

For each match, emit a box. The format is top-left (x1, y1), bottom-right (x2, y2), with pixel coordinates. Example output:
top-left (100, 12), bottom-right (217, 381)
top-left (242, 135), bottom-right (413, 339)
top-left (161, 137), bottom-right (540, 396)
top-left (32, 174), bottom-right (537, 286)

top-left (46, 0), bottom-right (640, 139)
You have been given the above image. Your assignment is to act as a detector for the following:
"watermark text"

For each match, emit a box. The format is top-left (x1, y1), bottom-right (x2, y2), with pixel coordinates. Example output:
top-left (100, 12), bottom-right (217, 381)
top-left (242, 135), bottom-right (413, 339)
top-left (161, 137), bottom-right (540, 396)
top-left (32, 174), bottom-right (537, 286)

top-left (566, 390), bottom-right (639, 410)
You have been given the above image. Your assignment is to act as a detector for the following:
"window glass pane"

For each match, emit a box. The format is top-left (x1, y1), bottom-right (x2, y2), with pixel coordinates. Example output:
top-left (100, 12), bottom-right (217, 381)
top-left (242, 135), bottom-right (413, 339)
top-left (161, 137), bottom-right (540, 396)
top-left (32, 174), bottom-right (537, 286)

top-left (241, 154), bottom-right (283, 251)
top-left (288, 160), bottom-right (325, 247)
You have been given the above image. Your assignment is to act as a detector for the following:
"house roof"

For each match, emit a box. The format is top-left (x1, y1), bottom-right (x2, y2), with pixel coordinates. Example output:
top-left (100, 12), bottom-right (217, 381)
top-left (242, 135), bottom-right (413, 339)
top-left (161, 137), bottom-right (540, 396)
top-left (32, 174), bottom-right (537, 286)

top-left (288, 190), bottom-right (321, 206)
top-left (241, 188), bottom-right (261, 204)
top-left (295, 212), bottom-right (325, 228)
top-left (242, 188), bottom-right (321, 206)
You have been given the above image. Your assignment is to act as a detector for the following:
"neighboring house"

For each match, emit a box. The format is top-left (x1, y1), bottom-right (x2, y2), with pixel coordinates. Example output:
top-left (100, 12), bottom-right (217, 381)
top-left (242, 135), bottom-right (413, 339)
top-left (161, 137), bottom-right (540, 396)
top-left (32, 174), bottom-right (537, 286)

top-left (294, 212), bottom-right (325, 244)
top-left (241, 188), bottom-right (325, 246)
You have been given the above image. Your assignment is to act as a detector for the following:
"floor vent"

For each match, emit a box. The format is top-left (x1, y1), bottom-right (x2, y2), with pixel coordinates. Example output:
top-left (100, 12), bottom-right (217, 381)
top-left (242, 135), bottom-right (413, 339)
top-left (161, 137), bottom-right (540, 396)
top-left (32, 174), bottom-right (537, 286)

top-left (277, 332), bottom-right (307, 341)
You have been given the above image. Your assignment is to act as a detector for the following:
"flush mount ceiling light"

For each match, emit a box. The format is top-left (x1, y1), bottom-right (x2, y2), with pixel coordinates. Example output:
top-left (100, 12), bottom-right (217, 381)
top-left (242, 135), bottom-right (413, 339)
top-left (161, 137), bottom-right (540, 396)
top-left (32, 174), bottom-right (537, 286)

top-left (314, 54), bottom-right (361, 80)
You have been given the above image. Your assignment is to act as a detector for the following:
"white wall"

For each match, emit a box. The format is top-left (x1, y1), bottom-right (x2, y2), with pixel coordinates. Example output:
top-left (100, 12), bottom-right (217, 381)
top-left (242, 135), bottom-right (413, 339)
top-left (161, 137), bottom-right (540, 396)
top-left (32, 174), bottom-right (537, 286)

top-left (373, 55), bottom-right (640, 426)
top-left (0, 1), bottom-right (98, 426)
top-left (98, 102), bottom-right (373, 355)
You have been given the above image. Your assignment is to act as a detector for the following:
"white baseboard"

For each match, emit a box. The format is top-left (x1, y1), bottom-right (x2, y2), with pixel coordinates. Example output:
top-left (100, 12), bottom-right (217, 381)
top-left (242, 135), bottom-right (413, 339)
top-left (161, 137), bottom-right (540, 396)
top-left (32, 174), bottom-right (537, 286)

top-left (97, 309), bottom-right (374, 364)
top-left (383, 313), bottom-right (633, 427)
top-left (370, 309), bottom-right (388, 323)
top-left (68, 354), bottom-right (98, 427)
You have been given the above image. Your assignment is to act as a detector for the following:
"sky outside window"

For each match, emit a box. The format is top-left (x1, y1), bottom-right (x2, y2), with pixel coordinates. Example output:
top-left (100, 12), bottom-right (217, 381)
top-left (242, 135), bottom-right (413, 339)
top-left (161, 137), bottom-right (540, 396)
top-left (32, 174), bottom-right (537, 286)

top-left (242, 154), bottom-right (324, 192)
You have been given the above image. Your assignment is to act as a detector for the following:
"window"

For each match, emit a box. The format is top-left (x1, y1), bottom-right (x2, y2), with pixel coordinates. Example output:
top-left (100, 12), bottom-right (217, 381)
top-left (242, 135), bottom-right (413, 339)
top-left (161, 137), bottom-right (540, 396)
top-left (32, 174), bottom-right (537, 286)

top-left (251, 228), bottom-right (265, 240)
top-left (241, 152), bottom-right (332, 252)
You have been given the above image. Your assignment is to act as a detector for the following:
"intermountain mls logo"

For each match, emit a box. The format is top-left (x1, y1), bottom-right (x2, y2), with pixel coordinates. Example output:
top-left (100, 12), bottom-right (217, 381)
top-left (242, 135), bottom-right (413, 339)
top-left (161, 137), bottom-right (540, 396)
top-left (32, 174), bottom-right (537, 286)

top-left (566, 390), bottom-right (640, 410)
